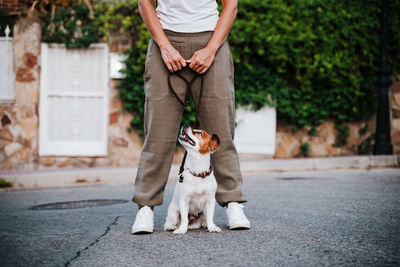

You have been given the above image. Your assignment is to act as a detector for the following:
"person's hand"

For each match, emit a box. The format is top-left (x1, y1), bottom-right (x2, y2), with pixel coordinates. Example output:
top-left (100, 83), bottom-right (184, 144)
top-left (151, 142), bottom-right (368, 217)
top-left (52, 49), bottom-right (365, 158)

top-left (187, 47), bottom-right (216, 74)
top-left (160, 45), bottom-right (187, 72)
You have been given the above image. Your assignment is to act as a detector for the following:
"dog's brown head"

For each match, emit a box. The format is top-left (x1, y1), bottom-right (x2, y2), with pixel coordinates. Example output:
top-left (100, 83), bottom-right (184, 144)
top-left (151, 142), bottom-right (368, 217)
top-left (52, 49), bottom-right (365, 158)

top-left (178, 124), bottom-right (220, 154)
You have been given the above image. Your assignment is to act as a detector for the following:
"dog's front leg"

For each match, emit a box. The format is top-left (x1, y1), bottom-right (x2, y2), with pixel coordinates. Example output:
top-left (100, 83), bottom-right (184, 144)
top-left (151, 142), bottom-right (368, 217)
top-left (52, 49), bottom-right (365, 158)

top-left (173, 198), bottom-right (189, 234)
top-left (205, 197), bottom-right (221, 233)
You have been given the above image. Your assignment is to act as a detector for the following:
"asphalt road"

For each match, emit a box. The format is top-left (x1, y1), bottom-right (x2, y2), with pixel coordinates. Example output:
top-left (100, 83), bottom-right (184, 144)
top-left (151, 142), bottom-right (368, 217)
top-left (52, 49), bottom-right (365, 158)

top-left (0, 169), bottom-right (399, 266)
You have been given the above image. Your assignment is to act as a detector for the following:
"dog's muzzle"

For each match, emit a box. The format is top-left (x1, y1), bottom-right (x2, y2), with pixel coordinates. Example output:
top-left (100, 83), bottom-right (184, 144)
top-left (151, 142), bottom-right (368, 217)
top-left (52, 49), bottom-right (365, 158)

top-left (179, 125), bottom-right (196, 146)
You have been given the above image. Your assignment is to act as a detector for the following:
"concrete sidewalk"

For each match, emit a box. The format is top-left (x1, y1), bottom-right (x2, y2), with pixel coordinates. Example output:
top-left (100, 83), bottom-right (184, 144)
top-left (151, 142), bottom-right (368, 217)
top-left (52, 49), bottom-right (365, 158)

top-left (0, 169), bottom-right (399, 266)
top-left (0, 155), bottom-right (399, 188)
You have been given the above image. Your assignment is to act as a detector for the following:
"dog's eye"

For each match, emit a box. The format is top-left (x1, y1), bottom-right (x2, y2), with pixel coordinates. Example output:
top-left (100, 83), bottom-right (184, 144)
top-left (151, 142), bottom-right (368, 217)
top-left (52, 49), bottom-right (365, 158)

top-left (196, 131), bottom-right (202, 136)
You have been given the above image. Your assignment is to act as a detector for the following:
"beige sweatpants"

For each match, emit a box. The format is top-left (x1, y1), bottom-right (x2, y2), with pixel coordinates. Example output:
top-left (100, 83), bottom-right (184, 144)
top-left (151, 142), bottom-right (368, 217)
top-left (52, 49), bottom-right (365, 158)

top-left (132, 30), bottom-right (247, 207)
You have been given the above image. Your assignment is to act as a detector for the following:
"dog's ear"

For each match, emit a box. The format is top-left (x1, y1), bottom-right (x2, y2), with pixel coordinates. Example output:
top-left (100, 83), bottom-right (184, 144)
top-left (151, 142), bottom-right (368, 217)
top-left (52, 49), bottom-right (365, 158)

top-left (209, 134), bottom-right (220, 152)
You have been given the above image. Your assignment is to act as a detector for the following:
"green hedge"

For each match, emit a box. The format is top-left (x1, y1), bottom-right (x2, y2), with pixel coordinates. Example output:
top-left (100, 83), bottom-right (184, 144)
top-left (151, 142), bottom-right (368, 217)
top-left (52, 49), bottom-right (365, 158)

top-left (40, 2), bottom-right (101, 48)
top-left (88, 0), bottom-right (400, 139)
top-left (231, 0), bottom-right (399, 130)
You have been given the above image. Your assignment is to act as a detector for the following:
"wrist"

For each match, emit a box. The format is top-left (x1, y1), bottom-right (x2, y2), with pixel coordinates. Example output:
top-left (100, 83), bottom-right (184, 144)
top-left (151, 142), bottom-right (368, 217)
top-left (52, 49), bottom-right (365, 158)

top-left (206, 42), bottom-right (220, 54)
top-left (158, 41), bottom-right (173, 51)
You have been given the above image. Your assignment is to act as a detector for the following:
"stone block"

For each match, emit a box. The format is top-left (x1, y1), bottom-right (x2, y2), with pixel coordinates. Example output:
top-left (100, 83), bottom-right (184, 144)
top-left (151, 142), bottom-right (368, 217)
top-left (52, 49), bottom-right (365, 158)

top-left (309, 139), bottom-right (328, 157)
top-left (20, 148), bottom-right (31, 162)
top-left (316, 120), bottom-right (336, 144)
top-left (8, 124), bottom-right (20, 140)
top-left (73, 159), bottom-right (92, 168)
top-left (23, 53), bottom-right (37, 68)
top-left (13, 19), bottom-right (41, 59)
top-left (110, 97), bottom-right (122, 111)
top-left (4, 142), bottom-right (22, 157)
top-left (20, 115), bottom-right (38, 140)
top-left (14, 82), bottom-right (39, 106)
top-left (121, 113), bottom-right (134, 128)
top-left (0, 140), bottom-right (10, 150)
top-left (109, 111), bottom-right (119, 124)
top-left (40, 158), bottom-right (55, 166)
top-left (112, 137), bottom-right (129, 147)
top-left (275, 132), bottom-right (300, 158)
top-left (0, 127), bottom-right (14, 141)
top-left (16, 67), bottom-right (35, 82)
top-left (56, 159), bottom-right (74, 167)
top-left (126, 130), bottom-right (142, 150)
top-left (93, 157), bottom-right (110, 167)
top-left (14, 104), bottom-right (35, 119)
top-left (392, 119), bottom-right (400, 146)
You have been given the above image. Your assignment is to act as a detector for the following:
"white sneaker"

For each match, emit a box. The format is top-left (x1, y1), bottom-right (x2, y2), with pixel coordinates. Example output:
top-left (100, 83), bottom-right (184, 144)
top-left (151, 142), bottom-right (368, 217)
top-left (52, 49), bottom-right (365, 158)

top-left (131, 206), bottom-right (154, 234)
top-left (226, 202), bottom-right (250, 230)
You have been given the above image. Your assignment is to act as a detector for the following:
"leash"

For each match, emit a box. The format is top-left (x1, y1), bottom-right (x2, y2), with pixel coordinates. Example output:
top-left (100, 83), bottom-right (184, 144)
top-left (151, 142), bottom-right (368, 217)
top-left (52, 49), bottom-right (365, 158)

top-left (167, 67), bottom-right (205, 183)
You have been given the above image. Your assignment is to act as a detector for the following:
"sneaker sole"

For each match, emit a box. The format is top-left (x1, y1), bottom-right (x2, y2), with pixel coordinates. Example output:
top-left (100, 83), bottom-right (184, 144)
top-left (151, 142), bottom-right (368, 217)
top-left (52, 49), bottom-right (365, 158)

top-left (131, 227), bottom-right (153, 235)
top-left (229, 223), bottom-right (250, 230)
top-left (132, 230), bottom-right (153, 235)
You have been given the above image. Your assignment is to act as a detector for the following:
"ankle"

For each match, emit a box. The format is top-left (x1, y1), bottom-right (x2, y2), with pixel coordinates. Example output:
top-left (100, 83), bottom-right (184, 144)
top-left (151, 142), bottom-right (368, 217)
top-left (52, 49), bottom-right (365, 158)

top-left (138, 205), bottom-right (154, 211)
top-left (225, 201), bottom-right (237, 208)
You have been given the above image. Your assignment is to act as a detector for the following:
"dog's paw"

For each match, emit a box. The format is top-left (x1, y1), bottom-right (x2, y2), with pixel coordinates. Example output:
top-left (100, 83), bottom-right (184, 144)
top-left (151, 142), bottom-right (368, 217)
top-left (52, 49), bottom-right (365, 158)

top-left (173, 227), bottom-right (187, 235)
top-left (208, 224), bottom-right (221, 233)
top-left (164, 223), bottom-right (178, 231)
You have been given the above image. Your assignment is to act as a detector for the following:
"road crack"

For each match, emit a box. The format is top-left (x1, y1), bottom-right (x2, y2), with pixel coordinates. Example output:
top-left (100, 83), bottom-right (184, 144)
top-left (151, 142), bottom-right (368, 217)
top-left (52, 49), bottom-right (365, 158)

top-left (65, 216), bottom-right (120, 267)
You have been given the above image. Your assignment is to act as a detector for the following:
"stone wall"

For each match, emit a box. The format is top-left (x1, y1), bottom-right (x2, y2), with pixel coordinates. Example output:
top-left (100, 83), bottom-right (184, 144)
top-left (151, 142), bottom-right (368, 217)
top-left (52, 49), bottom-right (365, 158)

top-left (0, 20), bottom-right (181, 171)
top-left (275, 119), bottom-right (376, 158)
top-left (0, 18), bottom-right (41, 170)
top-left (390, 77), bottom-right (400, 153)
top-left (1, 20), bottom-right (399, 171)
top-left (275, 77), bottom-right (400, 158)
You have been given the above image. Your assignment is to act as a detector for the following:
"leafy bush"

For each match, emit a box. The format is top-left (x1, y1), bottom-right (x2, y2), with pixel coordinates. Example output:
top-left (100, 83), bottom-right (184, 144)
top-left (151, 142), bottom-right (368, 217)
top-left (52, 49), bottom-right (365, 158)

top-left (0, 10), bottom-right (17, 37)
top-left (231, 0), bottom-right (399, 130)
top-left (0, 178), bottom-right (12, 188)
top-left (40, 1), bottom-right (101, 48)
top-left (300, 143), bottom-right (310, 157)
top-left (102, 0), bottom-right (400, 138)
top-left (95, 0), bottom-right (152, 136)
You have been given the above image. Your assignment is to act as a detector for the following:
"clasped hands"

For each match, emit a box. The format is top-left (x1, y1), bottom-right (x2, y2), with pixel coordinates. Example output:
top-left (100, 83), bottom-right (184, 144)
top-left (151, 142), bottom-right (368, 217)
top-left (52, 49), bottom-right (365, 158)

top-left (160, 45), bottom-right (216, 75)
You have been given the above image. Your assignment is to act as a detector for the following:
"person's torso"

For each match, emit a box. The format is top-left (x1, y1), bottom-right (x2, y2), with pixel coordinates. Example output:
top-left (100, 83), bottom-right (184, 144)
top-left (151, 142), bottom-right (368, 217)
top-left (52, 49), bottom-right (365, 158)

top-left (156, 0), bottom-right (219, 33)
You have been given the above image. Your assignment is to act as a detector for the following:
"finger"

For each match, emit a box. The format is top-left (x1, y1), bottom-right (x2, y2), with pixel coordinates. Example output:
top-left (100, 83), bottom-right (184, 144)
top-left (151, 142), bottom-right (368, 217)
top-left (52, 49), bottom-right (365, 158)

top-left (176, 62), bottom-right (182, 71)
top-left (171, 62), bottom-right (178, 72)
top-left (189, 60), bottom-right (196, 69)
top-left (178, 59), bottom-right (186, 70)
top-left (192, 64), bottom-right (201, 71)
top-left (166, 63), bottom-right (173, 72)
top-left (199, 66), bottom-right (208, 74)
top-left (196, 66), bottom-right (204, 73)
top-left (180, 58), bottom-right (187, 68)
top-left (174, 60), bottom-right (182, 71)
top-left (189, 63), bottom-right (197, 70)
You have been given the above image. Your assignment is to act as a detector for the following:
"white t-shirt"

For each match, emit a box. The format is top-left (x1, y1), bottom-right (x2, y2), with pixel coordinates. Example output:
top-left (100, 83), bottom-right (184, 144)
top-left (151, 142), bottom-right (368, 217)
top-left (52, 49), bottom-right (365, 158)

top-left (156, 0), bottom-right (220, 33)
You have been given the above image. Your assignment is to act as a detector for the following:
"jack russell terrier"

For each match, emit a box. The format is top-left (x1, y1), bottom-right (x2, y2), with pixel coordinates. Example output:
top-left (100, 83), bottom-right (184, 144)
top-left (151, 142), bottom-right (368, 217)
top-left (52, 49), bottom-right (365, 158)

top-left (164, 124), bottom-right (221, 234)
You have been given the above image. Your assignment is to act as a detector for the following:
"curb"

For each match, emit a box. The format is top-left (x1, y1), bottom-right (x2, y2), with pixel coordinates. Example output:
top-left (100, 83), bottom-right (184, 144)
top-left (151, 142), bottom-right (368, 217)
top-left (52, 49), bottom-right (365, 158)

top-left (0, 155), bottom-right (398, 189)
top-left (239, 155), bottom-right (400, 173)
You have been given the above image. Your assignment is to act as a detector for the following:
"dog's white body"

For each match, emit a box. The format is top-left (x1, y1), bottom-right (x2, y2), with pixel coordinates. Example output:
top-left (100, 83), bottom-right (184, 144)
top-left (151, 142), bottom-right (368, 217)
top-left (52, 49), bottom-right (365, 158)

top-left (164, 125), bottom-right (221, 234)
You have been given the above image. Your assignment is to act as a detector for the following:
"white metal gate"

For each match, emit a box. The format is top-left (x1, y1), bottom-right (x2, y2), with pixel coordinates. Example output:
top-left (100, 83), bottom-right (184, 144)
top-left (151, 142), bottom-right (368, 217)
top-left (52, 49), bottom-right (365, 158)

top-left (0, 25), bottom-right (14, 102)
top-left (39, 43), bottom-right (109, 156)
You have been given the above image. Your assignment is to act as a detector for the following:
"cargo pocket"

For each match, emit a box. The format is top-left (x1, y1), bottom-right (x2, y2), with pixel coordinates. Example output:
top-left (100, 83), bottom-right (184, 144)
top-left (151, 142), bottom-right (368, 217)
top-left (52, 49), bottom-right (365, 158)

top-left (144, 39), bottom-right (169, 101)
top-left (212, 41), bottom-right (235, 99)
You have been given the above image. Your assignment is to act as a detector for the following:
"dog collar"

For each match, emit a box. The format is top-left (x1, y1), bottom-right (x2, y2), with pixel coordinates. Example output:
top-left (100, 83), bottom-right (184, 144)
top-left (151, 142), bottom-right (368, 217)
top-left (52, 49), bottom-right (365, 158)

top-left (179, 165), bottom-right (213, 182)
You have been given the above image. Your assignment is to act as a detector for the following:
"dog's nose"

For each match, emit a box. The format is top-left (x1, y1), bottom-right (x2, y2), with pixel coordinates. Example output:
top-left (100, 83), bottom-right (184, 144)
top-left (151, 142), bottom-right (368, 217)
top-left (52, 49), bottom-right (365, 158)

top-left (183, 124), bottom-right (189, 129)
